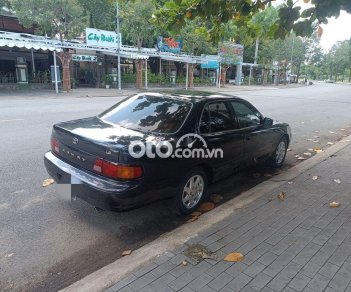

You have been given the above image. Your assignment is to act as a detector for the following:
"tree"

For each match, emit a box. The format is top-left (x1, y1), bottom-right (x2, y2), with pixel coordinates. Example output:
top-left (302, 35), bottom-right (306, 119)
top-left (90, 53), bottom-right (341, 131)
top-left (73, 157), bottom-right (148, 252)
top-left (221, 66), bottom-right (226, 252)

top-left (10, 0), bottom-right (86, 41)
top-left (155, 0), bottom-right (351, 41)
top-left (120, 0), bottom-right (156, 88)
top-left (78, 0), bottom-right (115, 31)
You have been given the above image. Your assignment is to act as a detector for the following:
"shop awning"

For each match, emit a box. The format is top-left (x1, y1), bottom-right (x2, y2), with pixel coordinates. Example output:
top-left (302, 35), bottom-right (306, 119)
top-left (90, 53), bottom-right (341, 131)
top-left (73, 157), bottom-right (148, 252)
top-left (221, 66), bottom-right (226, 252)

top-left (0, 39), bottom-right (62, 52)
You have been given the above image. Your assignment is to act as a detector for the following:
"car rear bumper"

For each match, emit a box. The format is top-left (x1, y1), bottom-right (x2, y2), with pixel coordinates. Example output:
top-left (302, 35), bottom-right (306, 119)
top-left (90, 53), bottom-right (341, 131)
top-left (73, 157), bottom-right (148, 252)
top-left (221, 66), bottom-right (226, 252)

top-left (44, 151), bottom-right (147, 211)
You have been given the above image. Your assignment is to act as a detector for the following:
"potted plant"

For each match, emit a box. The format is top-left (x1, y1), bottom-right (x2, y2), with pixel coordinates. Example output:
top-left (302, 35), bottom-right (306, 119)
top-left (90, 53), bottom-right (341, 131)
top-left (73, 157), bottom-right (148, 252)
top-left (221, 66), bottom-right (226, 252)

top-left (104, 74), bottom-right (112, 89)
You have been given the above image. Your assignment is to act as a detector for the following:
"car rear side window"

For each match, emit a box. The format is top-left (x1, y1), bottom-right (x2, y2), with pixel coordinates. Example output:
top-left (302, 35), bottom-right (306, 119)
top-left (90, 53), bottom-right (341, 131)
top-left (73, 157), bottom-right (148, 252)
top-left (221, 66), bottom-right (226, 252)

top-left (230, 101), bottom-right (262, 128)
top-left (99, 94), bottom-right (192, 133)
top-left (199, 102), bottom-right (238, 133)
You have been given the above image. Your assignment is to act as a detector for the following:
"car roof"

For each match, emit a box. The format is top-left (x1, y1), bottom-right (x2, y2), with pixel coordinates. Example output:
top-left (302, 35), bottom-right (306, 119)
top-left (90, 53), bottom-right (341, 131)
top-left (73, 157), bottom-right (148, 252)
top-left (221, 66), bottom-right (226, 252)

top-left (139, 90), bottom-right (245, 103)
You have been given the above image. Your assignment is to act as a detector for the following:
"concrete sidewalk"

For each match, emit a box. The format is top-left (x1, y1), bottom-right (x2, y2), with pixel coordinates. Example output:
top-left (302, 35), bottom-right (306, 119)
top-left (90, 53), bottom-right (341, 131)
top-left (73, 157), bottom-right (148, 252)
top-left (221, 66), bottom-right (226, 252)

top-left (104, 143), bottom-right (351, 292)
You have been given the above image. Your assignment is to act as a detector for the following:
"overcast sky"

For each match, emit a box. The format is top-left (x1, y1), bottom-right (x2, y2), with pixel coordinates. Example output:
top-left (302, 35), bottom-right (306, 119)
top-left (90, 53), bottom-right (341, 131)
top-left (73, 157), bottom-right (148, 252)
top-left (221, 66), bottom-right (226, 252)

top-left (275, 0), bottom-right (351, 51)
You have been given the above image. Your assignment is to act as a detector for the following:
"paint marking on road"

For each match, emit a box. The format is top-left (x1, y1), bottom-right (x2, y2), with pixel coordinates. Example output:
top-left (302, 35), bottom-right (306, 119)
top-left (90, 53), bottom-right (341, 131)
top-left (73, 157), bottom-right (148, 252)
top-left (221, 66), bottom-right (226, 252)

top-left (0, 118), bottom-right (25, 123)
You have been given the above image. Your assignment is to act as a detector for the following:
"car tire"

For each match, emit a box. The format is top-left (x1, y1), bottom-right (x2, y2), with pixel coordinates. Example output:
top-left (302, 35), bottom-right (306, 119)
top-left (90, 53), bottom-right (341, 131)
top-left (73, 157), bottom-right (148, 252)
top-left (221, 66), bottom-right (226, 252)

top-left (175, 168), bottom-right (207, 215)
top-left (268, 136), bottom-right (288, 168)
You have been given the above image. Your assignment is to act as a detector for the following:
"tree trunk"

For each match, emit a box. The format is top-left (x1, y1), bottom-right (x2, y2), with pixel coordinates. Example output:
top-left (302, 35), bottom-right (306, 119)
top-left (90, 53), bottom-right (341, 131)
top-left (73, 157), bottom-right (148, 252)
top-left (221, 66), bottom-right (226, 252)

top-left (262, 69), bottom-right (268, 85)
top-left (174, 62), bottom-right (184, 77)
top-left (221, 65), bottom-right (228, 87)
top-left (296, 62), bottom-right (302, 84)
top-left (57, 51), bottom-right (72, 92)
top-left (136, 59), bottom-right (143, 89)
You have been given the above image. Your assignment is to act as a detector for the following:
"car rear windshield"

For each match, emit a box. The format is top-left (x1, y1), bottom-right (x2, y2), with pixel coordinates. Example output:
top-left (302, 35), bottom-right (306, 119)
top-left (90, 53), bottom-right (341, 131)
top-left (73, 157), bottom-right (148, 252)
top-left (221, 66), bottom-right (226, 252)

top-left (99, 94), bottom-right (192, 134)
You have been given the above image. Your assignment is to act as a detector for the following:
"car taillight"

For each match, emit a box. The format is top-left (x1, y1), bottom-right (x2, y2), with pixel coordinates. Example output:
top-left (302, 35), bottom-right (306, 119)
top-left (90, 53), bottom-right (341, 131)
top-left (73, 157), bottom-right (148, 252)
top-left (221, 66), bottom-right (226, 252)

top-left (51, 138), bottom-right (60, 153)
top-left (93, 159), bottom-right (143, 180)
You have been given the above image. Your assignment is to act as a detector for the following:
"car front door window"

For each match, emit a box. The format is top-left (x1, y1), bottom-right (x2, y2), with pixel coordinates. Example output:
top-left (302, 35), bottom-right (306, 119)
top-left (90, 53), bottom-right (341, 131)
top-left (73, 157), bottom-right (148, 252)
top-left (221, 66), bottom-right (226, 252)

top-left (230, 101), bottom-right (261, 128)
top-left (199, 102), bottom-right (238, 133)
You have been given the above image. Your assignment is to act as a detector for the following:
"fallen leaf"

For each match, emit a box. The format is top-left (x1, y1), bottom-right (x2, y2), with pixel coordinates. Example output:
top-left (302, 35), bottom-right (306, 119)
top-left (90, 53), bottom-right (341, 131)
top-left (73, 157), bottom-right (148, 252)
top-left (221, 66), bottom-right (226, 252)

top-left (224, 252), bottom-right (244, 262)
top-left (327, 142), bottom-right (334, 145)
top-left (295, 155), bottom-right (300, 158)
top-left (312, 176), bottom-right (319, 180)
top-left (201, 252), bottom-right (215, 260)
top-left (197, 202), bottom-right (215, 213)
top-left (288, 181), bottom-right (293, 184)
top-left (312, 140), bottom-right (320, 143)
top-left (329, 201), bottom-right (340, 208)
top-left (277, 191), bottom-right (285, 201)
top-left (297, 157), bottom-right (307, 160)
top-left (210, 194), bottom-right (223, 204)
top-left (122, 250), bottom-right (132, 256)
top-left (307, 148), bottom-right (314, 151)
top-left (314, 149), bottom-right (324, 153)
top-left (303, 152), bottom-right (312, 156)
top-left (5, 253), bottom-right (14, 258)
top-left (181, 260), bottom-right (188, 266)
top-left (313, 136), bottom-right (320, 138)
top-left (187, 216), bottom-right (199, 223)
top-left (307, 138), bottom-right (313, 141)
top-left (190, 211), bottom-right (202, 217)
top-left (42, 178), bottom-right (54, 187)
top-left (333, 179), bottom-right (341, 184)
top-left (340, 129), bottom-right (346, 131)
top-left (287, 148), bottom-right (292, 152)
top-left (329, 131), bottom-right (336, 134)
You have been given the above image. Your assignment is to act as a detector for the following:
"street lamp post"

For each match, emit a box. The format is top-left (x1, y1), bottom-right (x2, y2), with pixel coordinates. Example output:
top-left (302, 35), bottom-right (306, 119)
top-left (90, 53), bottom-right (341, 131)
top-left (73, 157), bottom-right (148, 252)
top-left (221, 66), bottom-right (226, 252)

top-left (116, 1), bottom-right (122, 91)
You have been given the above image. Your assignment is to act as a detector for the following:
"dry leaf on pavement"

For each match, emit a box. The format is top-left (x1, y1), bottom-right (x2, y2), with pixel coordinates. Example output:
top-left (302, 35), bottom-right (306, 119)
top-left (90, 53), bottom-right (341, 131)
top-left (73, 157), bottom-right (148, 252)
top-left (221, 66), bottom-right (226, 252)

top-left (201, 252), bottom-right (215, 260)
top-left (197, 202), bottom-right (215, 213)
top-left (314, 149), bottom-right (324, 153)
top-left (312, 176), bottom-right (319, 180)
top-left (312, 140), bottom-right (320, 143)
top-left (288, 181), bottom-right (293, 184)
top-left (5, 253), bottom-right (14, 258)
top-left (307, 148), bottom-right (314, 151)
top-left (287, 148), bottom-right (292, 152)
top-left (329, 131), bottom-right (336, 134)
top-left (327, 142), bottom-right (334, 145)
top-left (303, 152), bottom-right (312, 156)
top-left (210, 194), bottom-right (223, 203)
top-left (122, 250), bottom-right (132, 256)
top-left (340, 129), bottom-right (346, 131)
top-left (313, 136), bottom-right (320, 138)
top-left (329, 201), bottom-right (341, 208)
top-left (224, 252), bottom-right (244, 262)
top-left (181, 260), bottom-right (188, 266)
top-left (42, 178), bottom-right (54, 187)
top-left (333, 179), bottom-right (341, 184)
top-left (277, 192), bottom-right (285, 201)
top-left (297, 157), bottom-right (307, 160)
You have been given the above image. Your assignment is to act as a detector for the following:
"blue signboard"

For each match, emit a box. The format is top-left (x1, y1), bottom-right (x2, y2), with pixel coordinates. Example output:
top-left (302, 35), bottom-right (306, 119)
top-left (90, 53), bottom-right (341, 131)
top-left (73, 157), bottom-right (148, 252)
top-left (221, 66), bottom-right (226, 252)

top-left (201, 61), bottom-right (219, 69)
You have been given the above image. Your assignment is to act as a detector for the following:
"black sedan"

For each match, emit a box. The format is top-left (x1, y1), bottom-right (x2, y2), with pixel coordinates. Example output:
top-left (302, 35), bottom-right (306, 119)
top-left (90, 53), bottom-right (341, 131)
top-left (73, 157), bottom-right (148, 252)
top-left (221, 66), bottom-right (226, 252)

top-left (44, 91), bottom-right (291, 214)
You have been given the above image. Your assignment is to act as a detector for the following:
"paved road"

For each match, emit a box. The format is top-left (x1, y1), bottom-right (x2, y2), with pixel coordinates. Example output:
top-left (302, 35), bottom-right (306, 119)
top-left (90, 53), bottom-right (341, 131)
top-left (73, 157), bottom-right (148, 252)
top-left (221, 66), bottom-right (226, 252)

top-left (0, 83), bottom-right (350, 291)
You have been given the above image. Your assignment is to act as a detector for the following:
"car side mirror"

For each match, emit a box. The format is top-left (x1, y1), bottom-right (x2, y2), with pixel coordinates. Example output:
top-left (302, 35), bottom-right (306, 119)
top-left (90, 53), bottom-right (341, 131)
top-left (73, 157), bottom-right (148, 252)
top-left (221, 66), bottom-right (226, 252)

top-left (263, 117), bottom-right (273, 126)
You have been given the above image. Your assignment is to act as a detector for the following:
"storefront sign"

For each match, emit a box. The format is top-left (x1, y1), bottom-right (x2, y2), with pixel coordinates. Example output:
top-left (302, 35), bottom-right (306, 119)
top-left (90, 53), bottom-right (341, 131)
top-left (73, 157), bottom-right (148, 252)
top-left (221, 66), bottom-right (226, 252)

top-left (72, 54), bottom-right (97, 62)
top-left (157, 36), bottom-right (182, 53)
top-left (219, 43), bottom-right (244, 65)
top-left (201, 61), bottom-right (219, 69)
top-left (86, 28), bottom-right (121, 48)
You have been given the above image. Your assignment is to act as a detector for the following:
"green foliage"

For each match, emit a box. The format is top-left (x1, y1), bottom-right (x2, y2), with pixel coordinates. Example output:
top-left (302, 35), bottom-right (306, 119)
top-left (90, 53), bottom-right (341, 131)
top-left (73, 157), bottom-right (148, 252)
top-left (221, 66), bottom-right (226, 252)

top-left (10, 0), bottom-right (87, 40)
top-left (78, 0), bottom-right (115, 30)
top-left (120, 0), bottom-right (156, 49)
top-left (154, 0), bottom-right (351, 40)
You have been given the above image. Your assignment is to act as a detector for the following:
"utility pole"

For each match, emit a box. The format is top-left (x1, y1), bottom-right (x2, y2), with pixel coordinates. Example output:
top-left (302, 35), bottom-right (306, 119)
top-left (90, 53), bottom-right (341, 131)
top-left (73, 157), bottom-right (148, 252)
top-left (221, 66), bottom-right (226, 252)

top-left (289, 34), bottom-right (295, 84)
top-left (116, 0), bottom-right (122, 91)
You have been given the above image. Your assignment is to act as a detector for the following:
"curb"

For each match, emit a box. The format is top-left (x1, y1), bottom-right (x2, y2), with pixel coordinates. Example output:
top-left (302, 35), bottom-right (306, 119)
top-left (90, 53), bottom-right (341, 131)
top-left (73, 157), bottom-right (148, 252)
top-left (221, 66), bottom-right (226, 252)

top-left (60, 135), bottom-right (351, 292)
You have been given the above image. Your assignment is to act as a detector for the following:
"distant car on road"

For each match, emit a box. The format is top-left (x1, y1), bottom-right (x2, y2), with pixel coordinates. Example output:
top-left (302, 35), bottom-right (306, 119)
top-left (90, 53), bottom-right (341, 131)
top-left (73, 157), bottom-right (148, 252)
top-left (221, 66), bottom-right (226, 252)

top-left (44, 91), bottom-right (291, 214)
